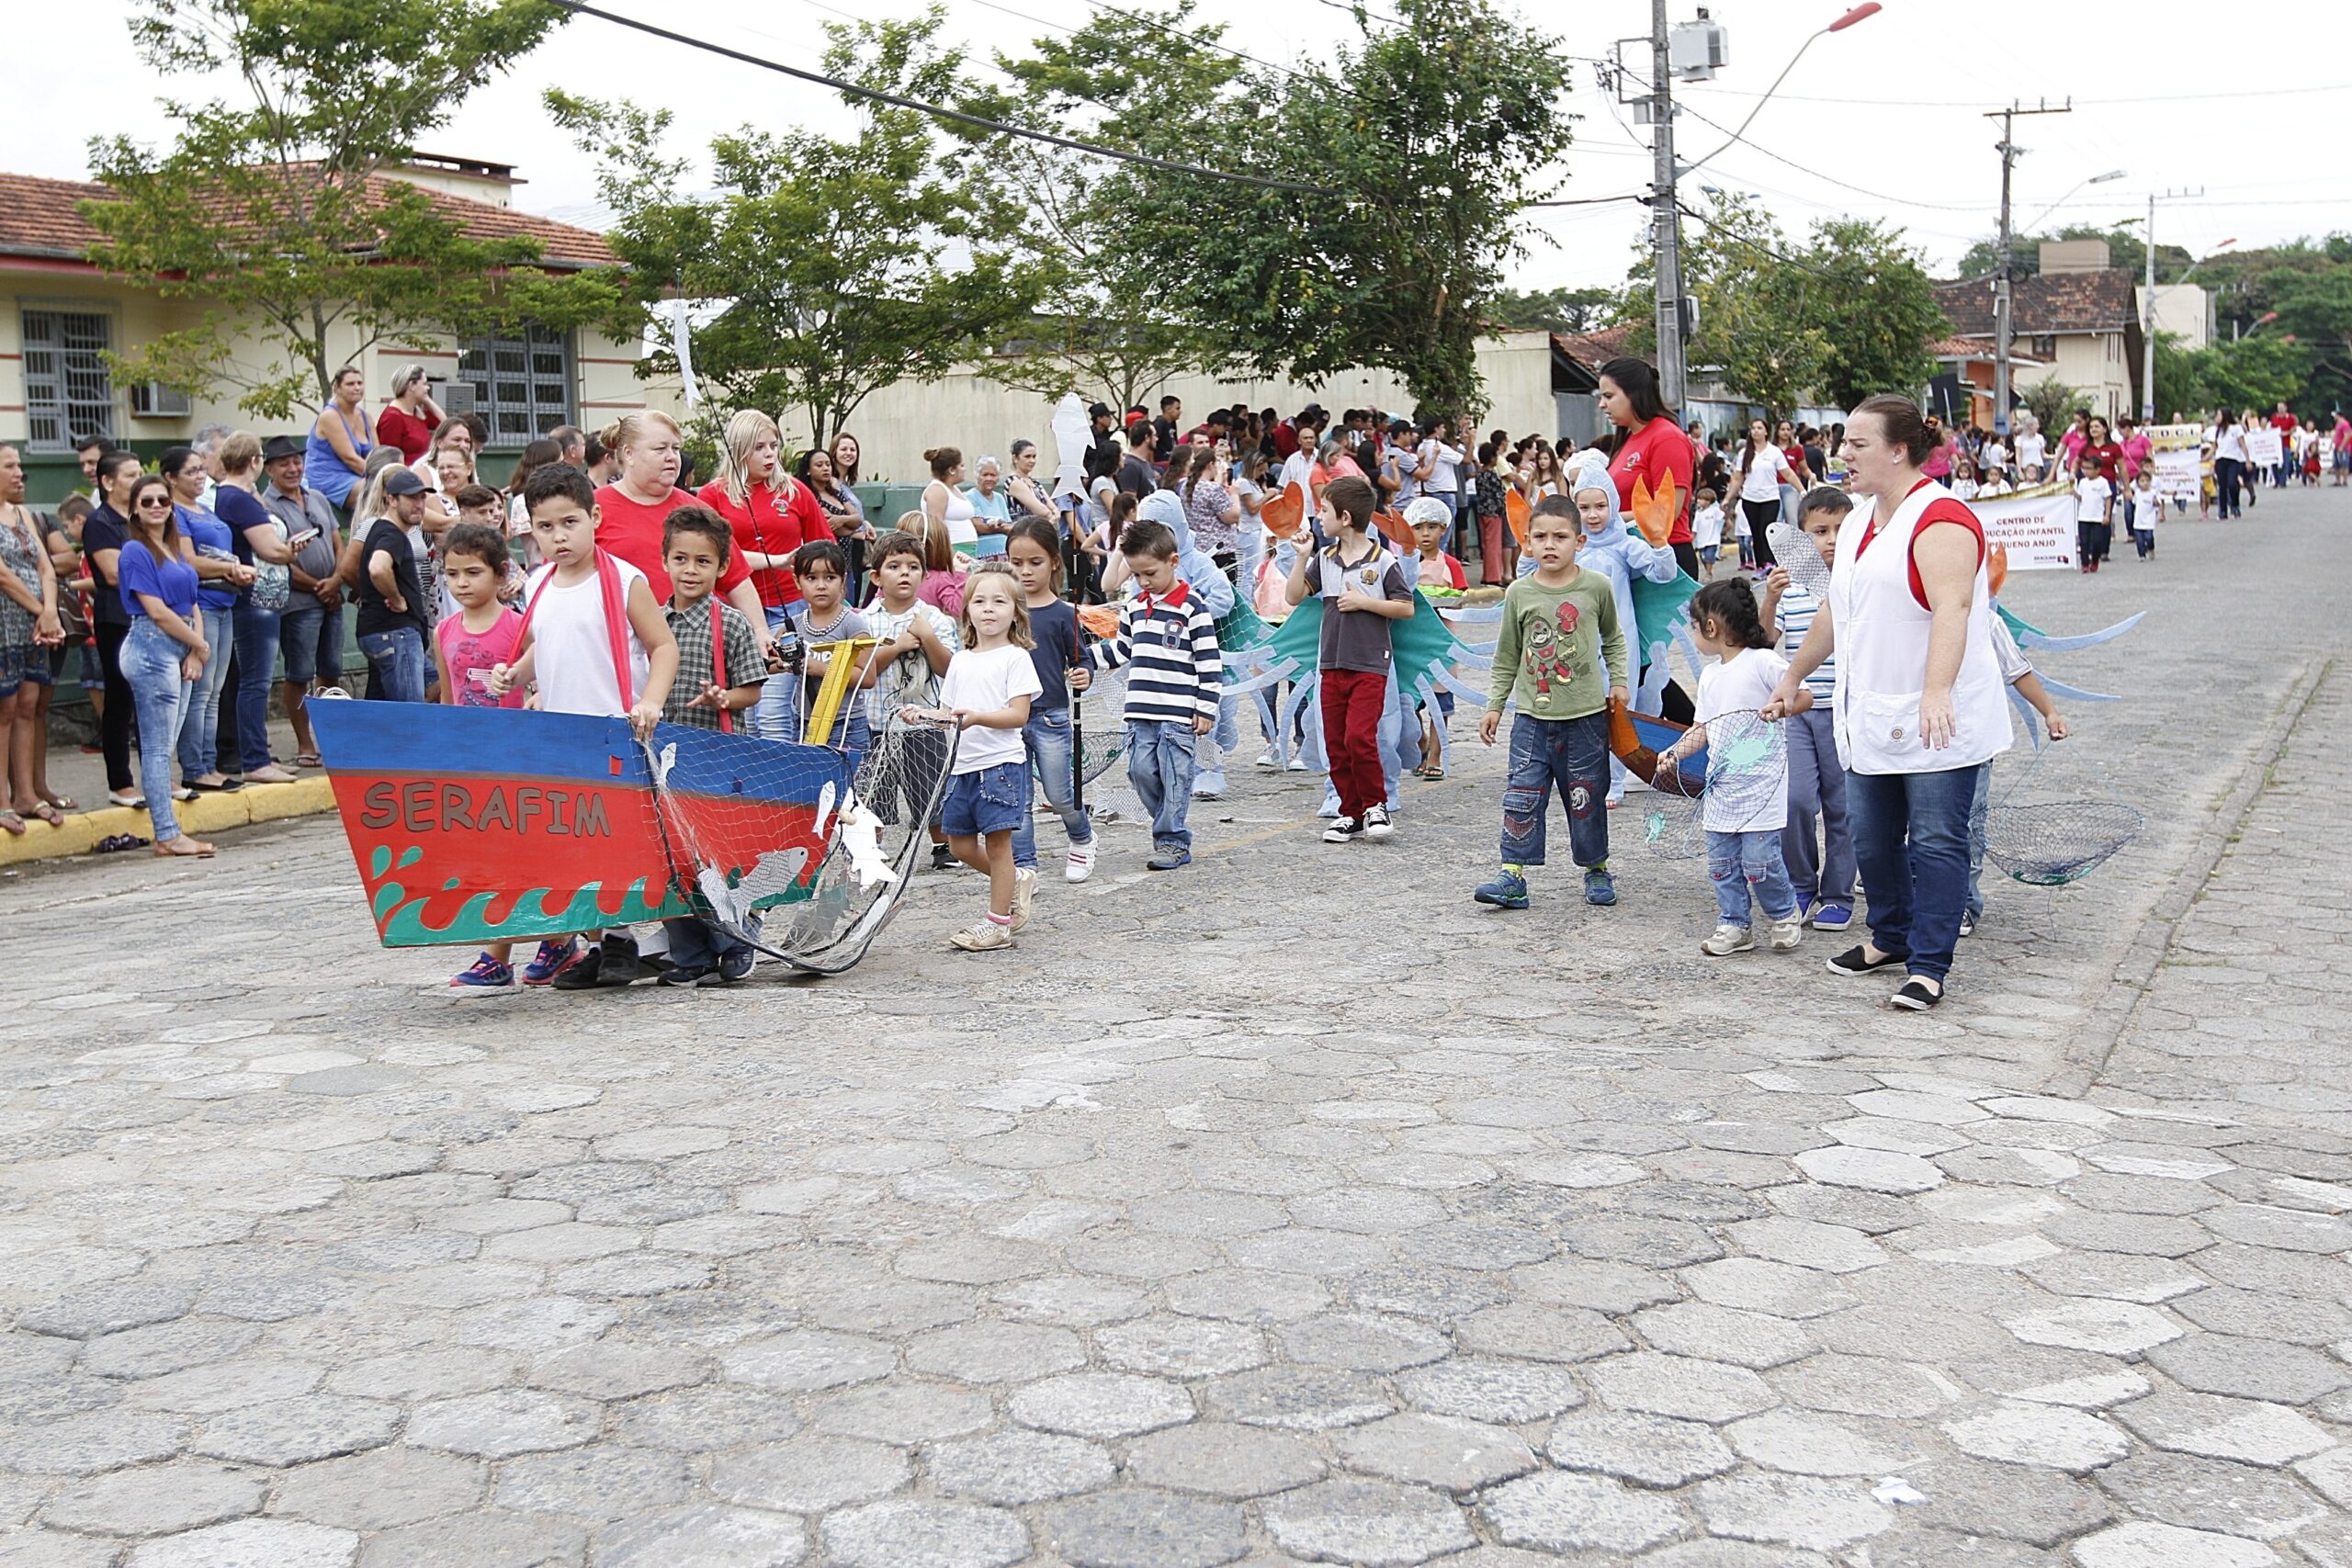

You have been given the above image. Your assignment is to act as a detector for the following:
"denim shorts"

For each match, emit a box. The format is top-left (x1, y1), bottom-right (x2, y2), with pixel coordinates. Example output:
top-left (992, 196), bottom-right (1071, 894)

top-left (0, 643), bottom-right (52, 698)
top-left (939, 760), bottom-right (1027, 838)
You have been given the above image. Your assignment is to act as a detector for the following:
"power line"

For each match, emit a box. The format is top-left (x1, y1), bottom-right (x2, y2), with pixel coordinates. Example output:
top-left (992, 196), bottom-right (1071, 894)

top-left (1682, 79), bottom-right (2352, 110)
top-left (539, 0), bottom-right (1340, 196)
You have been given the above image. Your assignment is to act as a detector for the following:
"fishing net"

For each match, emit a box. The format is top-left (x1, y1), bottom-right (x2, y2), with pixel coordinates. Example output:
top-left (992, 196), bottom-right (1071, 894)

top-left (1766, 521), bottom-right (1835, 598)
top-left (1983, 801), bottom-right (2144, 886)
top-left (644, 715), bottom-right (958, 976)
top-left (1069, 663), bottom-right (1129, 785)
top-left (1641, 708), bottom-right (1788, 860)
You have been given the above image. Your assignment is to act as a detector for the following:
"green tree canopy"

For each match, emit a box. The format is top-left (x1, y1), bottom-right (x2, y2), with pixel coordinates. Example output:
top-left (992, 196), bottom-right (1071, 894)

top-left (84, 0), bottom-right (608, 419)
top-left (551, 9), bottom-right (1046, 453)
top-left (1492, 286), bottom-right (1620, 335)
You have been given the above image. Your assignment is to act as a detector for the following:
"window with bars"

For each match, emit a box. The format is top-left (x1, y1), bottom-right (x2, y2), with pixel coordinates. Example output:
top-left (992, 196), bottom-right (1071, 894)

top-left (456, 324), bottom-right (573, 448)
top-left (21, 309), bottom-right (116, 453)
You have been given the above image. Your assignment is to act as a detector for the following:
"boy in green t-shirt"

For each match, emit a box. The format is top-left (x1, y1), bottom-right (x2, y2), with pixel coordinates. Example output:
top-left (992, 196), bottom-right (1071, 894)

top-left (1474, 495), bottom-right (1629, 911)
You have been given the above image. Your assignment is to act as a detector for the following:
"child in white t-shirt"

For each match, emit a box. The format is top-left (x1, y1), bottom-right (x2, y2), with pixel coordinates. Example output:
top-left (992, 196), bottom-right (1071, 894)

top-left (908, 562), bottom-right (1042, 953)
top-left (2072, 456), bottom-right (2115, 574)
top-left (1691, 487), bottom-right (1725, 580)
top-left (1656, 579), bottom-right (1802, 959)
top-left (2128, 470), bottom-right (2160, 559)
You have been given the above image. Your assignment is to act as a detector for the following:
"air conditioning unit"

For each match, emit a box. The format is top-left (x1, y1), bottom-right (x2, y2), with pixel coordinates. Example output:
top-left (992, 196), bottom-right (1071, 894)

top-left (439, 378), bottom-right (478, 415)
top-left (129, 381), bottom-right (193, 419)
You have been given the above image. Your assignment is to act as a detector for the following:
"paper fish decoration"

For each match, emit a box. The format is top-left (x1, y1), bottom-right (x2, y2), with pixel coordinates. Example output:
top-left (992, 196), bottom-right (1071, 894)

top-left (1259, 482), bottom-right (1307, 542)
top-left (1628, 469), bottom-right (1679, 547)
top-left (1374, 511), bottom-right (1416, 552)
top-left (1077, 604), bottom-right (1122, 640)
top-left (1505, 487), bottom-right (1532, 549)
top-left (1987, 542), bottom-right (2009, 598)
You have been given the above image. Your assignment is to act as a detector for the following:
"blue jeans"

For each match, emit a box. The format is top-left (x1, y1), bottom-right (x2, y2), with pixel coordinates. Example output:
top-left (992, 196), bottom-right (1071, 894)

top-left (1848, 763), bottom-right (1983, 985)
top-left (752, 604), bottom-right (797, 742)
top-left (1709, 829), bottom-right (1799, 926)
top-left (176, 604), bottom-right (235, 782)
top-left (122, 619), bottom-right (189, 842)
top-left (1498, 711), bottom-right (1610, 868)
top-left (232, 600), bottom-right (282, 772)
top-left (1781, 707), bottom-right (1857, 904)
top-left (1965, 763), bottom-right (1991, 920)
top-left (277, 600), bottom-right (343, 686)
top-left (1012, 706), bottom-right (1093, 870)
top-left (662, 916), bottom-right (750, 974)
top-left (1125, 719), bottom-right (1196, 852)
top-left (357, 625), bottom-right (428, 704)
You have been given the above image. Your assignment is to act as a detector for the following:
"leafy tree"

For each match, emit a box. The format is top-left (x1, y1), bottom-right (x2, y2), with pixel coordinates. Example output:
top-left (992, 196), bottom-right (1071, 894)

top-left (2018, 374), bottom-right (2083, 436)
top-left (2170, 335), bottom-right (2312, 416)
top-left (1798, 219), bottom-right (1947, 409)
top-left (1492, 286), bottom-right (1620, 334)
top-left (956, 4), bottom-right (1237, 413)
top-left (2263, 263), bottom-right (2352, 412)
top-left (1955, 223), bottom-right (2190, 283)
top-left (552, 9), bottom-right (1046, 452)
top-left (83, 0), bottom-right (607, 419)
top-left (1622, 194), bottom-right (1827, 420)
top-left (1119, 0), bottom-right (1577, 421)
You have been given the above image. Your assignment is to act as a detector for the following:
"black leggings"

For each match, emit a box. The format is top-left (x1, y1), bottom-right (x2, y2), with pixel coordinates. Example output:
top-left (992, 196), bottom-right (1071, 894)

top-left (1740, 499), bottom-right (1781, 570)
top-left (95, 619), bottom-right (133, 791)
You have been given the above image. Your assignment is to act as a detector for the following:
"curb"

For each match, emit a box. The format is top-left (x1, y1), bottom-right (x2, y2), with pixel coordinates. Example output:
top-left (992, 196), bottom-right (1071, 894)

top-left (0, 775), bottom-right (337, 866)
top-left (2045, 654), bottom-right (2332, 1100)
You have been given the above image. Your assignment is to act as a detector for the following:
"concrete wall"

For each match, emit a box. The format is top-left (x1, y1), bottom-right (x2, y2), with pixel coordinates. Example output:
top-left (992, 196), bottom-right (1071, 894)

top-left (2138, 284), bottom-right (2211, 352)
top-left (810, 331), bottom-right (1560, 484)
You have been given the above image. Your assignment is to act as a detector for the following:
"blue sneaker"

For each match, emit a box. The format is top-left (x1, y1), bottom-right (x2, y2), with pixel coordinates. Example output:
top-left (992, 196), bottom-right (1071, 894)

top-left (1193, 770), bottom-right (1227, 800)
top-left (1474, 869), bottom-right (1529, 910)
top-left (718, 947), bottom-right (755, 984)
top-left (449, 953), bottom-right (514, 988)
top-left (521, 939), bottom-right (581, 986)
top-left (1147, 844), bottom-right (1192, 871)
top-left (1583, 866), bottom-right (1618, 907)
top-left (1795, 895), bottom-right (1813, 925)
top-left (1812, 901), bottom-right (1853, 932)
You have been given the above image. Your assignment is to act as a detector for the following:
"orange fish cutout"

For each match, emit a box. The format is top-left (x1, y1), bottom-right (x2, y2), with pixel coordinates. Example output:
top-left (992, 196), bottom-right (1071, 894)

top-left (1258, 482), bottom-right (1306, 542)
top-left (1076, 604), bottom-right (1122, 640)
top-left (1628, 470), bottom-right (1680, 547)
top-left (1374, 510), bottom-right (1417, 553)
top-left (1504, 487), bottom-right (1532, 549)
top-left (1987, 542), bottom-right (2009, 598)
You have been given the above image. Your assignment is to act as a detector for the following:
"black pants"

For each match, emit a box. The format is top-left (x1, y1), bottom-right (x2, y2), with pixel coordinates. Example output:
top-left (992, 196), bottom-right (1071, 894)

top-left (1671, 541), bottom-right (1701, 581)
top-left (1741, 500), bottom-right (1781, 570)
top-left (95, 619), bottom-right (133, 792)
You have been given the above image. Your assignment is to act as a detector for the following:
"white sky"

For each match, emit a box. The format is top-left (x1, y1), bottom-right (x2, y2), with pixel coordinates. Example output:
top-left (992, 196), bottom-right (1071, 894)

top-left (16, 0), bottom-right (2350, 293)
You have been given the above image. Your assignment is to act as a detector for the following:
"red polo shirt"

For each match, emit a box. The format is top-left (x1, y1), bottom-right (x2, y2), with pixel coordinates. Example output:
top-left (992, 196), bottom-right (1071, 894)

top-left (594, 483), bottom-right (751, 604)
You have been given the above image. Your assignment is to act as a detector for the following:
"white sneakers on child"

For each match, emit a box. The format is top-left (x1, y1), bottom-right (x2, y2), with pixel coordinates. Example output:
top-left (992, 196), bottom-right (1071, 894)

top-left (1701, 924), bottom-right (1755, 956)
top-left (1363, 805), bottom-right (1395, 840)
top-left (1066, 843), bottom-right (1096, 884)
top-left (1770, 918), bottom-right (1804, 953)
top-left (950, 919), bottom-right (1012, 952)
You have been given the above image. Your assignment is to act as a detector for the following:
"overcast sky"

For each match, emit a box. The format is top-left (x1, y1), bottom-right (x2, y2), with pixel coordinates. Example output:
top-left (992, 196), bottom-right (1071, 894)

top-left (17, 0), bottom-right (2350, 294)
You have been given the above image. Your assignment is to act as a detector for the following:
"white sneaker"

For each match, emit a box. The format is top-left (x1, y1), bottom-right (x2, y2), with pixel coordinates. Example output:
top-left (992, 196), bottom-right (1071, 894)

top-left (1285, 757), bottom-right (1308, 772)
top-left (1701, 923), bottom-right (1755, 956)
top-left (1254, 751), bottom-right (1279, 769)
top-left (1363, 804), bottom-right (1395, 840)
top-left (1770, 918), bottom-right (1804, 953)
top-left (1066, 842), bottom-right (1096, 884)
top-left (1012, 868), bottom-right (1036, 933)
top-left (949, 919), bottom-right (1012, 952)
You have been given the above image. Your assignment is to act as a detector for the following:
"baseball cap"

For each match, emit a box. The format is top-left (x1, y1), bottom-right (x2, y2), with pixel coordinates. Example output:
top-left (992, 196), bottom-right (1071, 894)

top-left (381, 468), bottom-right (427, 497)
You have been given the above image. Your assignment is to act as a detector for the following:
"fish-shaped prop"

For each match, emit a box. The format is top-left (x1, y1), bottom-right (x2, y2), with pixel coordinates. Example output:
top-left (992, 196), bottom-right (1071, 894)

top-left (1607, 703), bottom-right (1707, 798)
top-left (1628, 470), bottom-right (1681, 547)
top-left (1258, 483), bottom-right (1308, 543)
top-left (1504, 488), bottom-right (1532, 549)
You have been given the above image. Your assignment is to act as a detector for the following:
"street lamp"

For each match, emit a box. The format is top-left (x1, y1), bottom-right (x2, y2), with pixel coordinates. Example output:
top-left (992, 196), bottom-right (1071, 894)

top-left (1681, 5), bottom-right (1881, 179)
top-left (2020, 168), bottom-right (2127, 234)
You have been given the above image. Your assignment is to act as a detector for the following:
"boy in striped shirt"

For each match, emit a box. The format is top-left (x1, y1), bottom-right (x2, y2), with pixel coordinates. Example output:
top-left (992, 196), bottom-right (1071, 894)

top-left (1090, 519), bottom-right (1223, 871)
top-left (1757, 486), bottom-right (1856, 932)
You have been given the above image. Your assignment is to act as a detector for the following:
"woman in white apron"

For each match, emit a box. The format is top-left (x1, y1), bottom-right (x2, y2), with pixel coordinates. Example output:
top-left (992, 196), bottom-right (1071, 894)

top-left (1766, 394), bottom-right (2009, 1010)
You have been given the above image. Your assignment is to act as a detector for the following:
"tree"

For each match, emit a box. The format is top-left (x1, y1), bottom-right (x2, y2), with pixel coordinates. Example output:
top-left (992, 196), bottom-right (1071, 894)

top-left (2263, 263), bottom-right (2352, 412)
top-left (956, 4), bottom-right (1238, 413)
top-left (1955, 223), bottom-right (2190, 284)
top-left (83, 0), bottom-right (607, 419)
top-left (552, 10), bottom-right (1046, 452)
top-left (1797, 218), bottom-right (1947, 409)
top-left (1117, 0), bottom-right (1577, 420)
top-left (2018, 374), bottom-right (2083, 435)
top-left (1493, 286), bottom-right (1620, 335)
top-left (2169, 335), bottom-right (2312, 416)
top-left (1621, 194), bottom-right (1826, 420)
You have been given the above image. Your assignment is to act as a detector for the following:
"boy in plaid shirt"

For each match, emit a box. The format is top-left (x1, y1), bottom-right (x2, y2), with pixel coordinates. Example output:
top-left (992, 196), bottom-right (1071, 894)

top-left (657, 506), bottom-right (769, 983)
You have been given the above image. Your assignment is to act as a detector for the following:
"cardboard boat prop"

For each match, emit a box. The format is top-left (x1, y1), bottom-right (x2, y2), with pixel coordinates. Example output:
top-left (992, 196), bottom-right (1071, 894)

top-left (307, 644), bottom-right (954, 975)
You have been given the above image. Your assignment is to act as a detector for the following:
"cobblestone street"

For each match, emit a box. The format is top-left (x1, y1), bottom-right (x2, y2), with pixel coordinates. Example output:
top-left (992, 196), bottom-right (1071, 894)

top-left (2, 488), bottom-right (2347, 1568)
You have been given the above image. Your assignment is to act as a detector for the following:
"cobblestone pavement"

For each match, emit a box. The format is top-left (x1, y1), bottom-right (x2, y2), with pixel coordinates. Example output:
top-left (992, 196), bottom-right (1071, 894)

top-left (2, 487), bottom-right (2346, 1568)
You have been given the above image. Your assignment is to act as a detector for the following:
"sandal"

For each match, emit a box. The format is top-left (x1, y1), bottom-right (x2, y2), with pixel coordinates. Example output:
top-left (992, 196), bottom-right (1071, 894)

top-left (1421, 766), bottom-right (1446, 782)
top-left (25, 803), bottom-right (63, 828)
top-left (294, 751), bottom-right (322, 768)
top-left (40, 793), bottom-right (78, 812)
top-left (154, 836), bottom-right (216, 859)
top-left (0, 809), bottom-right (23, 836)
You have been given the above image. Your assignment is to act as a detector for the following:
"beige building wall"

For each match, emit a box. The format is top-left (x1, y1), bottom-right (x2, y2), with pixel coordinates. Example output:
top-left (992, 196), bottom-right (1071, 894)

top-left (2031, 332), bottom-right (2132, 423)
top-left (806, 331), bottom-right (1557, 484)
top-left (2137, 284), bottom-right (2211, 352)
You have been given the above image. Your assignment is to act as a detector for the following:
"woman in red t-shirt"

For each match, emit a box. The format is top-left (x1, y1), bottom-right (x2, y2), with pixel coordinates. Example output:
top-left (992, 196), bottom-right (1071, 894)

top-left (1599, 356), bottom-right (1699, 579)
top-left (376, 365), bottom-right (444, 466)
top-left (587, 412), bottom-right (763, 643)
top-left (697, 410), bottom-right (820, 621)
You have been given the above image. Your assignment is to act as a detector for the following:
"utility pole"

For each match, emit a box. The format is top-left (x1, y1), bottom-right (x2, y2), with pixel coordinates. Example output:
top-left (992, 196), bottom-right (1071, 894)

top-left (1987, 99), bottom-right (2069, 436)
top-left (2140, 186), bottom-right (2203, 423)
top-left (1650, 0), bottom-right (1686, 410)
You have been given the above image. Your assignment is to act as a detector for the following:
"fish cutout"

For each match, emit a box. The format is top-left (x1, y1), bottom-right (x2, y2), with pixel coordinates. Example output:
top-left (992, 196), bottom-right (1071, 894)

top-left (1077, 604), bottom-right (1122, 641)
top-left (1504, 487), bottom-right (1532, 549)
top-left (1628, 469), bottom-right (1680, 547)
top-left (1374, 511), bottom-right (1417, 553)
top-left (1987, 542), bottom-right (2009, 598)
top-left (1259, 482), bottom-right (1307, 542)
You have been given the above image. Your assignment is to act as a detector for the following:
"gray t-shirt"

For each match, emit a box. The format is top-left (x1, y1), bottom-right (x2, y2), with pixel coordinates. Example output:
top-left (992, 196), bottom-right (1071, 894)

top-left (1303, 541), bottom-right (1409, 676)
top-left (262, 482), bottom-right (340, 581)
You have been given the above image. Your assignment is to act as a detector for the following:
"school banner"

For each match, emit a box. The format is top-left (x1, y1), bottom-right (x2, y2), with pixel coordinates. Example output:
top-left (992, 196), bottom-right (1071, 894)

top-left (1971, 484), bottom-right (2077, 571)
top-left (2147, 423), bottom-right (2207, 508)
top-left (2246, 426), bottom-right (2285, 468)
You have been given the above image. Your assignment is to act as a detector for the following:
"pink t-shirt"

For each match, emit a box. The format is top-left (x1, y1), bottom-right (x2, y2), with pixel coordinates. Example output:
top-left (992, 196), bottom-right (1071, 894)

top-left (437, 608), bottom-right (526, 709)
top-left (918, 569), bottom-right (965, 620)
